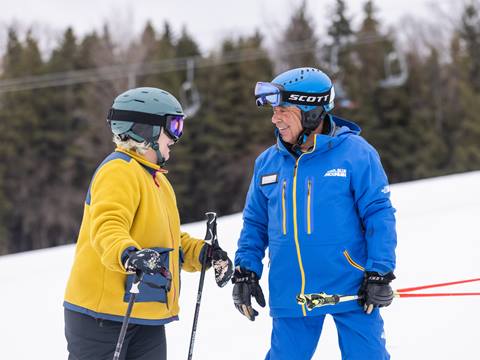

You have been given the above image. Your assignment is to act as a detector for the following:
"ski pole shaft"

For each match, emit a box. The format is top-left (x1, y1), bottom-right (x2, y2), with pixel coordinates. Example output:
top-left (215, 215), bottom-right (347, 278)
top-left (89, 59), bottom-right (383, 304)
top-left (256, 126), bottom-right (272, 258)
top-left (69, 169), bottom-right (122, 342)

top-left (396, 277), bottom-right (480, 293)
top-left (395, 292), bottom-right (480, 298)
top-left (187, 212), bottom-right (217, 360)
top-left (113, 271), bottom-right (144, 360)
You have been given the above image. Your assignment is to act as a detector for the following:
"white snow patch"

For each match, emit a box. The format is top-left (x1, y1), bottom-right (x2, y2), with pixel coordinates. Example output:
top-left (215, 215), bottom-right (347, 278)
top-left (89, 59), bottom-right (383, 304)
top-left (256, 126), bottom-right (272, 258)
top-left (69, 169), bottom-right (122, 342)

top-left (1, 171), bottom-right (479, 359)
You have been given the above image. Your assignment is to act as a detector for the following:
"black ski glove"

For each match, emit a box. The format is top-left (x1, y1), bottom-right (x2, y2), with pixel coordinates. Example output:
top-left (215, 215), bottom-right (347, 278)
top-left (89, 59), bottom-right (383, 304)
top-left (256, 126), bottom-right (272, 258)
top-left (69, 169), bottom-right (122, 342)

top-left (232, 267), bottom-right (266, 321)
top-left (202, 243), bottom-right (234, 287)
top-left (124, 248), bottom-right (172, 279)
top-left (358, 271), bottom-right (396, 314)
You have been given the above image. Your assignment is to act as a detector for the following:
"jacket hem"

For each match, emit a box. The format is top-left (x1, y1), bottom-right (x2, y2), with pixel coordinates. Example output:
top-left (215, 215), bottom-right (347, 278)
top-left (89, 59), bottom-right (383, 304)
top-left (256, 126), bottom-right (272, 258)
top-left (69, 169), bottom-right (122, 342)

top-left (63, 301), bottom-right (179, 326)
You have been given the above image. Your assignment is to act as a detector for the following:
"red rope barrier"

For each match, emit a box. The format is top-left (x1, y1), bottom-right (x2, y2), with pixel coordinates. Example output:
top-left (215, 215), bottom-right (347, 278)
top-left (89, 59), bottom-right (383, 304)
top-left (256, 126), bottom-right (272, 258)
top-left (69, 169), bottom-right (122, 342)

top-left (396, 292), bottom-right (480, 298)
top-left (396, 277), bottom-right (480, 293)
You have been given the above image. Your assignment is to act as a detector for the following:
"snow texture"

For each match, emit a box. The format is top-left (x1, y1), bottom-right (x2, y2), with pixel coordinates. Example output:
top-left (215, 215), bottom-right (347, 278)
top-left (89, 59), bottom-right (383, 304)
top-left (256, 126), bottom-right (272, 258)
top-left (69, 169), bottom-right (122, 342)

top-left (0, 171), bottom-right (479, 359)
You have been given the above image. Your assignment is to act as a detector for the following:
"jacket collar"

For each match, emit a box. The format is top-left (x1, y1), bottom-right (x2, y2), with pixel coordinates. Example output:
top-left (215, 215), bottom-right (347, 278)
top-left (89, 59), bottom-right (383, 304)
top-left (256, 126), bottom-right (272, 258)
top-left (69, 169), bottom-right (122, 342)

top-left (115, 147), bottom-right (168, 174)
top-left (276, 115), bottom-right (361, 157)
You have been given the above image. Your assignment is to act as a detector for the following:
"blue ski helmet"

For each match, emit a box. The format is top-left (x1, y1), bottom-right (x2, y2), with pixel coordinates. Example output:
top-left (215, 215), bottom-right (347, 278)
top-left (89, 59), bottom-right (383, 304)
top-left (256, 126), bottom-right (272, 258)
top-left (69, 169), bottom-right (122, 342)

top-left (255, 67), bottom-right (335, 131)
top-left (107, 87), bottom-right (185, 166)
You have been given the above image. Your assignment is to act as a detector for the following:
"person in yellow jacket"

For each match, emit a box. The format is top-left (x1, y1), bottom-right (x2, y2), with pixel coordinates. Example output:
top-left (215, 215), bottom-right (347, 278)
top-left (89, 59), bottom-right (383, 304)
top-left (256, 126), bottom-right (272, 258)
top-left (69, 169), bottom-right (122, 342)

top-left (64, 87), bottom-right (233, 360)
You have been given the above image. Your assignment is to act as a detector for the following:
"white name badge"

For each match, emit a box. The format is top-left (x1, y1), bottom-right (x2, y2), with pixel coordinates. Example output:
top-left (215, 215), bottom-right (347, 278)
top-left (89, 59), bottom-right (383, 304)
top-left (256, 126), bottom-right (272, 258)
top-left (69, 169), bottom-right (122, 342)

top-left (261, 174), bottom-right (278, 185)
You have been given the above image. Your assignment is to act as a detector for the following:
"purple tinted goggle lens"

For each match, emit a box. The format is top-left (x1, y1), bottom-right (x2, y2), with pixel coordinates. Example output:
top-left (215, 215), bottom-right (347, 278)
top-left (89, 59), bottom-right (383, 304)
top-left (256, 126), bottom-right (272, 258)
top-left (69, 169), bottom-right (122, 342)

top-left (165, 115), bottom-right (184, 140)
top-left (254, 82), bottom-right (283, 107)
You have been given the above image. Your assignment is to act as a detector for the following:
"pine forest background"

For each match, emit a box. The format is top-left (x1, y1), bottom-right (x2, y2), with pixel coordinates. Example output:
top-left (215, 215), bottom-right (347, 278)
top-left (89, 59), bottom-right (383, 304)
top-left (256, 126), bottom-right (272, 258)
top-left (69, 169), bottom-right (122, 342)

top-left (1, 0), bottom-right (479, 254)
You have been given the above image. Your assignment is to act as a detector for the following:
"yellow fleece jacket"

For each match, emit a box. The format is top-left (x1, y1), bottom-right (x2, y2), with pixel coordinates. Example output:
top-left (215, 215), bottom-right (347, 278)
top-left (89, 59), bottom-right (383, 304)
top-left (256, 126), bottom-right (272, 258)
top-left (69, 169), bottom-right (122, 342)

top-left (64, 148), bottom-right (205, 324)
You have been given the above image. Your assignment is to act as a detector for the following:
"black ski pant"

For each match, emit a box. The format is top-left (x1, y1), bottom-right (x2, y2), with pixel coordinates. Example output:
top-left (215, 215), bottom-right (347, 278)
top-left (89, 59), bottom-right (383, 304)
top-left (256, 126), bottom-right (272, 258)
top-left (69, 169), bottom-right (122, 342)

top-left (64, 309), bottom-right (167, 360)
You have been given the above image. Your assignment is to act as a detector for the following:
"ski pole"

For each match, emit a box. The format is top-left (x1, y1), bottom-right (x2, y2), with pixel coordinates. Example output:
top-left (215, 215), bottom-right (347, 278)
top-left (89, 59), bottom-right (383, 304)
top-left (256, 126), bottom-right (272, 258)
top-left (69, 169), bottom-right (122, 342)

top-left (297, 277), bottom-right (480, 310)
top-left (113, 270), bottom-right (144, 360)
top-left (187, 211), bottom-right (217, 360)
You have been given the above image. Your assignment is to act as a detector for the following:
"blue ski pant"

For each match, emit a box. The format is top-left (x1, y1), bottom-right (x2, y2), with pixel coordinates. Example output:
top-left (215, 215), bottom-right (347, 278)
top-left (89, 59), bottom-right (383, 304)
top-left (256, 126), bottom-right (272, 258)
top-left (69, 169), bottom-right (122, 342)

top-left (265, 308), bottom-right (390, 360)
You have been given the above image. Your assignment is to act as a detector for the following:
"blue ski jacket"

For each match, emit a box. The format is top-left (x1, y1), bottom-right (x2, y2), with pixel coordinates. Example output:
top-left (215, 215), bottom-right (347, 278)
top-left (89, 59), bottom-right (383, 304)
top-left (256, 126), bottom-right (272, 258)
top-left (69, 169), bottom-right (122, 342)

top-left (235, 115), bottom-right (397, 318)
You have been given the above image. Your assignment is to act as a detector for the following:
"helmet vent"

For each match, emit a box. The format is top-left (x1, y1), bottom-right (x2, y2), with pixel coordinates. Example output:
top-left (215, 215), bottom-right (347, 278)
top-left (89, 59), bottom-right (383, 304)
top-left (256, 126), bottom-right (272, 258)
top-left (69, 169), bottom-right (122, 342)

top-left (141, 90), bottom-right (149, 93)
top-left (134, 99), bottom-right (145, 103)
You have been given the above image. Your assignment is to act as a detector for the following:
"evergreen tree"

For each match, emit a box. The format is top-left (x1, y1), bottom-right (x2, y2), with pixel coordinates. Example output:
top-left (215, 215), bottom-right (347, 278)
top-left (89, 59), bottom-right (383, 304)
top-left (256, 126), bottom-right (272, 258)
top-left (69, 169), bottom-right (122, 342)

top-left (459, 1), bottom-right (480, 92)
top-left (325, 0), bottom-right (357, 115)
top-left (279, 0), bottom-right (320, 69)
top-left (180, 34), bottom-right (274, 220)
top-left (176, 26), bottom-right (201, 58)
top-left (407, 48), bottom-right (448, 179)
top-left (165, 27), bottom-right (202, 221)
top-left (0, 28), bottom-right (47, 252)
top-left (449, 8), bottom-right (480, 171)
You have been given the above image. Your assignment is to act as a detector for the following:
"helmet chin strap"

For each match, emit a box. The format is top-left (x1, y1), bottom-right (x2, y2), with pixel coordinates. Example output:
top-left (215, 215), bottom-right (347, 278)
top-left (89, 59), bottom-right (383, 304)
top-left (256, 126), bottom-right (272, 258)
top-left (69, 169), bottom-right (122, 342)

top-left (295, 108), bottom-right (327, 146)
top-left (149, 141), bottom-right (166, 168)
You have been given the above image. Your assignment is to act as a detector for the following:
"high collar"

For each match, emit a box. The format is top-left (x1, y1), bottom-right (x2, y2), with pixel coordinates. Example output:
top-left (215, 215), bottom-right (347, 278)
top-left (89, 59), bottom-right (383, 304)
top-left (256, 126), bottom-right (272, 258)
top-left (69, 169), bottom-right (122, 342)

top-left (276, 115), bottom-right (361, 157)
top-left (115, 147), bottom-right (168, 173)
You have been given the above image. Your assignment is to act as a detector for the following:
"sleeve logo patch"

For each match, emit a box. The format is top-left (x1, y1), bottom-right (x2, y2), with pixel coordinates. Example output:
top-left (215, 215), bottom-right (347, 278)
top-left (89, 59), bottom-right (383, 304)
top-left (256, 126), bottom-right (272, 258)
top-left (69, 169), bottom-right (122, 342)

top-left (261, 174), bottom-right (278, 185)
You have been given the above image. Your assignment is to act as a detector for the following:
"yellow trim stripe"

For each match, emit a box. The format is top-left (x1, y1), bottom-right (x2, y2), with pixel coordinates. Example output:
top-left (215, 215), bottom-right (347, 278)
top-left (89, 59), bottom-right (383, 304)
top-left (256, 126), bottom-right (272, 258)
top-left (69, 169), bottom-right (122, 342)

top-left (292, 137), bottom-right (317, 317)
top-left (307, 180), bottom-right (311, 235)
top-left (282, 181), bottom-right (287, 235)
top-left (343, 250), bottom-right (365, 271)
top-left (293, 160), bottom-right (307, 316)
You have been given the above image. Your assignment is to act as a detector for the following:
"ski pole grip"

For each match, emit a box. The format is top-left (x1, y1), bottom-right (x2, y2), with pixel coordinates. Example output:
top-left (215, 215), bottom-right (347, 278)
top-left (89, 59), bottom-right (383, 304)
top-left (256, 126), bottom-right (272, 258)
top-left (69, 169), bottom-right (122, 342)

top-left (204, 212), bottom-right (217, 244)
top-left (129, 270), bottom-right (144, 294)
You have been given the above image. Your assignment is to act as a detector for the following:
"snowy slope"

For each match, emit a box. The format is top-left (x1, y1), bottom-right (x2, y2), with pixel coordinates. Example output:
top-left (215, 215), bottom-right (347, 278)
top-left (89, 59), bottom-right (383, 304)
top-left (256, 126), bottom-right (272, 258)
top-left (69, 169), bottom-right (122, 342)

top-left (1, 171), bottom-right (479, 359)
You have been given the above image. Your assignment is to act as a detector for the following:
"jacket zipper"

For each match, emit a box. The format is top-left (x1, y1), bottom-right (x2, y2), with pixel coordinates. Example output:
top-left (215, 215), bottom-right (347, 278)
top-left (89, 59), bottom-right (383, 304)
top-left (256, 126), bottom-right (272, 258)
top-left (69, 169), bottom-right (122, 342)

top-left (282, 180), bottom-right (287, 235)
top-left (292, 138), bottom-right (318, 317)
top-left (307, 180), bottom-right (312, 235)
top-left (293, 161), bottom-right (307, 316)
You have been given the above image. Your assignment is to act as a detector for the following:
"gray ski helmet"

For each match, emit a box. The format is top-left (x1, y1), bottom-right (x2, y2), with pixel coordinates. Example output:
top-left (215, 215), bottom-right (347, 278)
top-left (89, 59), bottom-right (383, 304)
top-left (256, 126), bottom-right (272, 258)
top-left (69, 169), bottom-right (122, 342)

top-left (107, 87), bottom-right (184, 142)
top-left (107, 87), bottom-right (185, 166)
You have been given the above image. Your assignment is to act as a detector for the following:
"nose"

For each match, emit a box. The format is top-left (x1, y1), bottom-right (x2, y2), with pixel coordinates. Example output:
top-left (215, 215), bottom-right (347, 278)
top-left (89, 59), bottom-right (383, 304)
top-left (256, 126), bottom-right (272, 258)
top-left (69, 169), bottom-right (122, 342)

top-left (272, 112), bottom-right (281, 125)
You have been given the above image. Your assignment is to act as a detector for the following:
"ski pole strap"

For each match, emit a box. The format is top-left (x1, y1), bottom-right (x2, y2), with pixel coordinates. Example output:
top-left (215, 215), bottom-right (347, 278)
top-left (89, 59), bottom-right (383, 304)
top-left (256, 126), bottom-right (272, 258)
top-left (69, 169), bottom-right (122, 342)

top-left (396, 277), bottom-right (480, 293)
top-left (296, 293), bottom-right (359, 311)
top-left (129, 271), bottom-right (144, 294)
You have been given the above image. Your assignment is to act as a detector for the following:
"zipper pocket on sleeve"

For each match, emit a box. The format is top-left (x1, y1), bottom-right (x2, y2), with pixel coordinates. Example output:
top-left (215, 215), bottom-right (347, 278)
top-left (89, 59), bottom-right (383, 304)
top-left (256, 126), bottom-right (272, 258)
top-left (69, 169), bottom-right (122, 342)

top-left (282, 180), bottom-right (287, 235)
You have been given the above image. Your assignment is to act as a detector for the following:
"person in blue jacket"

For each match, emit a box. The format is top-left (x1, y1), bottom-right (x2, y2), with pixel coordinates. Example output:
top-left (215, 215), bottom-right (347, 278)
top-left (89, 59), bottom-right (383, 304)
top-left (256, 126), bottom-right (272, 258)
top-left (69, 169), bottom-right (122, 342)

top-left (232, 67), bottom-right (397, 360)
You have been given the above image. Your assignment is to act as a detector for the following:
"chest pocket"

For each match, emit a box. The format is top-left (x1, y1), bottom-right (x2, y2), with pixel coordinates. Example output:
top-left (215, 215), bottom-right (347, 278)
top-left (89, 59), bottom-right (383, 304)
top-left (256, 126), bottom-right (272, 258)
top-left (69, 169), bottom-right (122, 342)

top-left (260, 173), bottom-right (287, 237)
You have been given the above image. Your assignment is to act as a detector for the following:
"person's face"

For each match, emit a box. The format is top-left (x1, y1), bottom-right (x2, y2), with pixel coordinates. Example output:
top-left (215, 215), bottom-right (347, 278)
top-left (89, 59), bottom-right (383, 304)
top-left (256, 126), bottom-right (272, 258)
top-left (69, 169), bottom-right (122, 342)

top-left (145, 127), bottom-right (175, 164)
top-left (157, 128), bottom-right (175, 162)
top-left (271, 106), bottom-right (303, 144)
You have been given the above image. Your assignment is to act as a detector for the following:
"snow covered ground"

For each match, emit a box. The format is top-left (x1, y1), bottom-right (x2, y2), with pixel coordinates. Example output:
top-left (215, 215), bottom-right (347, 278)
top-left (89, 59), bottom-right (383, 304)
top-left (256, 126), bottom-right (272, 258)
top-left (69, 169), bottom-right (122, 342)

top-left (1, 171), bottom-right (479, 359)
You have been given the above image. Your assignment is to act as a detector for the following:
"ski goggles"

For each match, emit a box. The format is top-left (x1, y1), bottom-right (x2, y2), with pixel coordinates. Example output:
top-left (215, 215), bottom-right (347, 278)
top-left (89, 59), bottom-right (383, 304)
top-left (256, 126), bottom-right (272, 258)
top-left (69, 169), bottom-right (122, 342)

top-left (255, 82), bottom-right (284, 107)
top-left (254, 81), bottom-right (333, 107)
top-left (163, 114), bottom-right (184, 142)
top-left (107, 108), bottom-right (185, 141)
